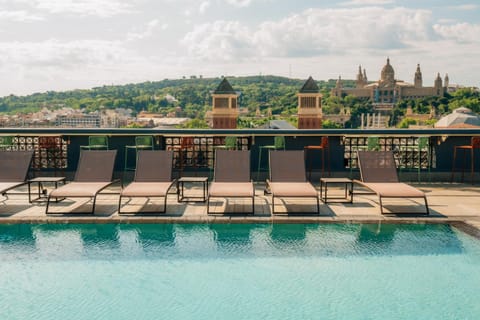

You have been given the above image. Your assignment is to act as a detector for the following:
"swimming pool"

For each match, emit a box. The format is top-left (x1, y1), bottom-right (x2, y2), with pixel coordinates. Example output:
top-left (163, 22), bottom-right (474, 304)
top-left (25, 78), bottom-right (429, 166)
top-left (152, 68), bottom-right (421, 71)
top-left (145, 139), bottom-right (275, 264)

top-left (0, 223), bottom-right (479, 319)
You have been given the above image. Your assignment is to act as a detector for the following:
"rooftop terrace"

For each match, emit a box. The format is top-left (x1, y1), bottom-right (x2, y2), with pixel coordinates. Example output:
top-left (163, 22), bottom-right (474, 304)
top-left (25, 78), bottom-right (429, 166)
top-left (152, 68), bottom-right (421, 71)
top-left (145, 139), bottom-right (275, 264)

top-left (0, 128), bottom-right (479, 237)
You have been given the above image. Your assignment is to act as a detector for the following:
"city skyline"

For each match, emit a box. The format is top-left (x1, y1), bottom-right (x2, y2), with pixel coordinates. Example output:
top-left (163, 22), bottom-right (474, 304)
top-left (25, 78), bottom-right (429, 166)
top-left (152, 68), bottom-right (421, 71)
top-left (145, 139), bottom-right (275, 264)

top-left (0, 0), bottom-right (479, 96)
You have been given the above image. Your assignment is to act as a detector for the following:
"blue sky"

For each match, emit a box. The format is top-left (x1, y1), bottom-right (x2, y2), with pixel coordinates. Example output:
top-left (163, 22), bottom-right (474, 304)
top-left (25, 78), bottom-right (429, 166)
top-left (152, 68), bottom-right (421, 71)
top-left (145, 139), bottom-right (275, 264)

top-left (0, 0), bottom-right (479, 96)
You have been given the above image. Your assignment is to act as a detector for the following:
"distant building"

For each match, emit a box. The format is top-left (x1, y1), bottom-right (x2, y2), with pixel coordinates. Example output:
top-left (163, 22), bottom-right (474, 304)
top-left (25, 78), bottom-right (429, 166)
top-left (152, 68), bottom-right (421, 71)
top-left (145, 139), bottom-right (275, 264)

top-left (331, 58), bottom-right (447, 103)
top-left (297, 76), bottom-right (323, 129)
top-left (210, 78), bottom-right (238, 129)
top-left (55, 113), bottom-right (101, 127)
top-left (435, 107), bottom-right (480, 128)
top-left (323, 107), bottom-right (351, 127)
top-left (262, 120), bottom-right (297, 130)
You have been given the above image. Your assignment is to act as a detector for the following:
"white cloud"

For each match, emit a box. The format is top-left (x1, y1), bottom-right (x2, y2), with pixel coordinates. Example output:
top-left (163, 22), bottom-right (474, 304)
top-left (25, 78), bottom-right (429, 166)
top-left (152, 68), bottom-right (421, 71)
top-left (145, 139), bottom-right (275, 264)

top-left (182, 7), bottom-right (434, 61)
top-left (446, 4), bottom-right (478, 11)
top-left (26, 0), bottom-right (133, 17)
top-left (127, 19), bottom-right (165, 41)
top-left (224, 0), bottom-right (253, 8)
top-left (0, 39), bottom-right (136, 72)
top-left (199, 1), bottom-right (210, 14)
top-left (433, 22), bottom-right (480, 43)
top-left (0, 10), bottom-right (43, 22)
top-left (181, 20), bottom-right (255, 61)
top-left (340, 0), bottom-right (394, 6)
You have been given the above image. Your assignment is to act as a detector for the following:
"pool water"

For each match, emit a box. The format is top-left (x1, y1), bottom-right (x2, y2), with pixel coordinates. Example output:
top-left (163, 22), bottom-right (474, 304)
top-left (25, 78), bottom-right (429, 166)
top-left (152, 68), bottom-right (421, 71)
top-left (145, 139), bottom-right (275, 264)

top-left (0, 223), bottom-right (479, 320)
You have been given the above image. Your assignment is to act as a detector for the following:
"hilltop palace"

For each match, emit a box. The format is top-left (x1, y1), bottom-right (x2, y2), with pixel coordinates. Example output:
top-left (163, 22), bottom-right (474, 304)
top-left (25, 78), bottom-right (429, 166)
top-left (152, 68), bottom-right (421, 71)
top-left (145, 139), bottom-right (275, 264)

top-left (331, 58), bottom-right (448, 104)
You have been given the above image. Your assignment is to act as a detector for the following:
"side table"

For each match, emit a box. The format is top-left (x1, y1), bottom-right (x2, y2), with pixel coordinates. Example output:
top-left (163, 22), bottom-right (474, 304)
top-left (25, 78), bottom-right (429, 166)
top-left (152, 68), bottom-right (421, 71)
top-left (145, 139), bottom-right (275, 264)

top-left (28, 177), bottom-right (66, 203)
top-left (320, 177), bottom-right (353, 203)
top-left (177, 177), bottom-right (209, 202)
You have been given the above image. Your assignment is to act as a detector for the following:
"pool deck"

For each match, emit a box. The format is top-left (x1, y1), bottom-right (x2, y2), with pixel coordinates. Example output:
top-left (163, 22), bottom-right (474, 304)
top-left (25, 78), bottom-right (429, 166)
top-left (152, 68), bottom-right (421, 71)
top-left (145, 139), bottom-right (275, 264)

top-left (1, 182), bottom-right (479, 235)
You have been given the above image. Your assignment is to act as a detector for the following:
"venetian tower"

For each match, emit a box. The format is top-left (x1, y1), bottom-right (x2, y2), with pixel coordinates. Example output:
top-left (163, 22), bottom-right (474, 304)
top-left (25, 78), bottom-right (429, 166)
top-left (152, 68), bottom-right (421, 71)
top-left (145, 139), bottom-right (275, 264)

top-left (297, 76), bottom-right (323, 129)
top-left (434, 73), bottom-right (443, 96)
top-left (356, 65), bottom-right (367, 88)
top-left (414, 64), bottom-right (423, 88)
top-left (211, 78), bottom-right (238, 129)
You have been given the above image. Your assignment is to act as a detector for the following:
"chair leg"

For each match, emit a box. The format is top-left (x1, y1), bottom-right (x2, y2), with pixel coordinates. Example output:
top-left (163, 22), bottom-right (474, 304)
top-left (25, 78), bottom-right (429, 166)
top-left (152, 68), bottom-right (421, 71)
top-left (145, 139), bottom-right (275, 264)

top-left (91, 196), bottom-right (97, 215)
top-left (271, 195), bottom-right (275, 215)
top-left (118, 195), bottom-right (123, 214)
top-left (45, 195), bottom-right (51, 214)
top-left (424, 196), bottom-right (430, 215)
top-left (162, 196), bottom-right (167, 213)
top-left (379, 196), bottom-right (384, 214)
top-left (251, 195), bottom-right (255, 215)
top-left (321, 149), bottom-right (325, 178)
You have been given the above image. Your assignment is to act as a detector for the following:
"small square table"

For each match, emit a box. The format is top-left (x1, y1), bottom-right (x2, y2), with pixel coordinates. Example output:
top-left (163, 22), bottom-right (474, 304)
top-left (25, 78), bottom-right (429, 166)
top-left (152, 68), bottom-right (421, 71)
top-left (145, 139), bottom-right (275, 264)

top-left (177, 177), bottom-right (209, 202)
top-left (28, 176), bottom-right (66, 203)
top-left (320, 177), bottom-right (353, 203)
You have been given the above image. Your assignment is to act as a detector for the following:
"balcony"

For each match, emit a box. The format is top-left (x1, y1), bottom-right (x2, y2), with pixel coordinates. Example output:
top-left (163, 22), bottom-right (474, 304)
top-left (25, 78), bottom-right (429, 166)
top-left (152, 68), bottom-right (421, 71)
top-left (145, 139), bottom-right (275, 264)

top-left (0, 127), bottom-right (478, 181)
top-left (0, 127), bottom-right (479, 230)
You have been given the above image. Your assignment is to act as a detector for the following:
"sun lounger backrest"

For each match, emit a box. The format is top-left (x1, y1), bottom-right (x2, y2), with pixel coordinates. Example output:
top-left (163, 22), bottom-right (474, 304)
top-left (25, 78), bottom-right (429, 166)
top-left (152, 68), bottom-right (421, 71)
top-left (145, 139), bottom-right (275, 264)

top-left (357, 151), bottom-right (399, 183)
top-left (214, 149), bottom-right (250, 182)
top-left (74, 150), bottom-right (117, 182)
top-left (0, 150), bottom-right (33, 182)
top-left (134, 150), bottom-right (173, 182)
top-left (269, 150), bottom-right (307, 182)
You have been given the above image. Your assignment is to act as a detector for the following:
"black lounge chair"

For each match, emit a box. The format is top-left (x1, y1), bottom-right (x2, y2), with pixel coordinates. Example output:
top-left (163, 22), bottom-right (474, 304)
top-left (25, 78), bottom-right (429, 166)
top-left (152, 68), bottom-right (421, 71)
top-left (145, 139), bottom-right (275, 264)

top-left (266, 150), bottom-right (320, 215)
top-left (46, 150), bottom-right (118, 215)
top-left (207, 149), bottom-right (255, 214)
top-left (355, 151), bottom-right (429, 215)
top-left (0, 150), bottom-right (34, 200)
top-left (118, 150), bottom-right (176, 214)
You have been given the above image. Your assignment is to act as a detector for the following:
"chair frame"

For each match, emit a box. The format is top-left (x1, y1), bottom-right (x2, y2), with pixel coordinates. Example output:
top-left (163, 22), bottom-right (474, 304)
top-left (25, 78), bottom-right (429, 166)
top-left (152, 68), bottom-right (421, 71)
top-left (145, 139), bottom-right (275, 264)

top-left (355, 150), bottom-right (429, 215)
top-left (207, 149), bottom-right (255, 215)
top-left (0, 150), bottom-right (34, 200)
top-left (46, 150), bottom-right (120, 215)
top-left (118, 150), bottom-right (176, 214)
top-left (267, 150), bottom-right (320, 215)
top-left (80, 135), bottom-right (109, 150)
top-left (256, 136), bottom-right (286, 181)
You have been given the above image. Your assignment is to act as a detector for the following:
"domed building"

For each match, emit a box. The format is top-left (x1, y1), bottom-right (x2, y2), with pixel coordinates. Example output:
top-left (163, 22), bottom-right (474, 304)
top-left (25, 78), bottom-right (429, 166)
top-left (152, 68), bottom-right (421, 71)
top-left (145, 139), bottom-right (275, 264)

top-left (331, 58), bottom-right (447, 104)
top-left (434, 107), bottom-right (480, 128)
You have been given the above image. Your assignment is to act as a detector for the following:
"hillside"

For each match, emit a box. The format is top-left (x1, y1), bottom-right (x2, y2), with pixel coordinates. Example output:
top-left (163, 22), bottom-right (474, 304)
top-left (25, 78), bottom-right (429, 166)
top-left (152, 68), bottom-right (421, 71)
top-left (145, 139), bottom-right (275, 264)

top-left (0, 75), bottom-right (477, 128)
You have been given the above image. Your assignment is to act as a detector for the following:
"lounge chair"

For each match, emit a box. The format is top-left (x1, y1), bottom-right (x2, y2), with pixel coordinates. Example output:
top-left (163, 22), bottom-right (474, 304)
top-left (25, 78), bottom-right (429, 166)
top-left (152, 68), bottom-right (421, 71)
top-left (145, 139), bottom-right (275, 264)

top-left (266, 150), bottom-right (320, 215)
top-left (355, 151), bottom-right (429, 215)
top-left (46, 150), bottom-right (119, 215)
top-left (207, 149), bottom-right (255, 214)
top-left (118, 150), bottom-right (175, 214)
top-left (0, 150), bottom-right (34, 200)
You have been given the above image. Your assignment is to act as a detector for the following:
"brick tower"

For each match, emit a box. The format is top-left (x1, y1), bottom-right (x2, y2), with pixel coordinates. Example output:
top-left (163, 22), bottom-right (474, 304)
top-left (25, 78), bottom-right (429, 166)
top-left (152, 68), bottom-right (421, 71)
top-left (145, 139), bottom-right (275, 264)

top-left (211, 78), bottom-right (238, 129)
top-left (297, 76), bottom-right (323, 129)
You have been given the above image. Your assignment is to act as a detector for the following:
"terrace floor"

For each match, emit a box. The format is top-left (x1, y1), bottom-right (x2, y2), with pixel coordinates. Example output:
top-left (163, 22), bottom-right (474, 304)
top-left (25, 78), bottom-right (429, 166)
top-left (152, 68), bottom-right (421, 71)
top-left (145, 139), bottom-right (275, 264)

top-left (1, 182), bottom-right (480, 236)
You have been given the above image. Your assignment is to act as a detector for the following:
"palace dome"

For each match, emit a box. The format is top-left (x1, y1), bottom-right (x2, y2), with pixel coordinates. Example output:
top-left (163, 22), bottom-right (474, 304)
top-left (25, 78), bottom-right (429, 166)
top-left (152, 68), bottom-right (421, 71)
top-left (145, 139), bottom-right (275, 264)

top-left (380, 58), bottom-right (395, 82)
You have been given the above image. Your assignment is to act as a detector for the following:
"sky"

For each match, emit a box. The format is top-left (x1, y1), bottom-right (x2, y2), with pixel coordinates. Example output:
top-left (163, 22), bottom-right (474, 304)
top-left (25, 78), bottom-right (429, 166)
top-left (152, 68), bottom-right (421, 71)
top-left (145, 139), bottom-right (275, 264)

top-left (0, 0), bottom-right (479, 96)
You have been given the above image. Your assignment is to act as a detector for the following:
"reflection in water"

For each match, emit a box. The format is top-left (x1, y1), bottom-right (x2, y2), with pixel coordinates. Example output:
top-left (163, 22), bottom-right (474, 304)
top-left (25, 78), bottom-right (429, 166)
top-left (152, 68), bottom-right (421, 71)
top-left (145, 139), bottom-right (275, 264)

top-left (0, 223), bottom-right (470, 260)
top-left (210, 224), bottom-right (252, 251)
top-left (270, 224), bottom-right (307, 244)
top-left (357, 223), bottom-right (397, 244)
top-left (135, 224), bottom-right (175, 247)
top-left (0, 224), bottom-right (35, 246)
top-left (80, 224), bottom-right (120, 248)
top-left (355, 223), bottom-right (464, 256)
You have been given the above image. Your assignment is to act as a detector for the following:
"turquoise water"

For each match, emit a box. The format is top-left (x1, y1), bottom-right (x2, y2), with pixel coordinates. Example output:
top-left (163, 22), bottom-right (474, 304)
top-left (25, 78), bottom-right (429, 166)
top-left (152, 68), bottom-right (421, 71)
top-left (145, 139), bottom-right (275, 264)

top-left (0, 223), bottom-right (479, 320)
